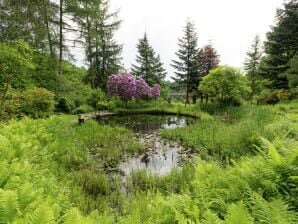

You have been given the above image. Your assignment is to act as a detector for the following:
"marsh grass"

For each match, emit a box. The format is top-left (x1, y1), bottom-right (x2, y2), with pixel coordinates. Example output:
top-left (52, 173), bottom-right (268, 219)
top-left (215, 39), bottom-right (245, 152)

top-left (161, 104), bottom-right (280, 163)
top-left (0, 101), bottom-right (297, 223)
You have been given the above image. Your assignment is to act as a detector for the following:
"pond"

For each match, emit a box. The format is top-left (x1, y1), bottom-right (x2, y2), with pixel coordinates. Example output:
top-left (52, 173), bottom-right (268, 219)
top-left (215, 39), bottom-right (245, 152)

top-left (99, 115), bottom-right (195, 175)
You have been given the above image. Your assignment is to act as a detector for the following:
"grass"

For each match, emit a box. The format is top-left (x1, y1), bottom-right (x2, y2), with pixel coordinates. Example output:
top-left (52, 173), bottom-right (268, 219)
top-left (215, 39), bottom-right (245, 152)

top-left (111, 100), bottom-right (210, 119)
top-left (161, 104), bottom-right (281, 163)
top-left (0, 101), bottom-right (297, 223)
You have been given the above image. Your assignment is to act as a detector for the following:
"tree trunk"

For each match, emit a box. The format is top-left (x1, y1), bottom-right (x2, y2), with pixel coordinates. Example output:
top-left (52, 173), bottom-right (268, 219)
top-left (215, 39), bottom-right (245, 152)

top-left (0, 76), bottom-right (12, 110)
top-left (86, 15), bottom-right (94, 89)
top-left (58, 0), bottom-right (63, 94)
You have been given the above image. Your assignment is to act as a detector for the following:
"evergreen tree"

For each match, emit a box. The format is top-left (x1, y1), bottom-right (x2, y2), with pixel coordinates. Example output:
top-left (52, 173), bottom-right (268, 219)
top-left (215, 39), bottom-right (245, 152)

top-left (260, 0), bottom-right (298, 89)
top-left (72, 0), bottom-right (122, 90)
top-left (171, 19), bottom-right (199, 104)
top-left (197, 42), bottom-right (220, 102)
top-left (244, 35), bottom-right (263, 98)
top-left (131, 33), bottom-right (166, 85)
top-left (0, 0), bottom-right (58, 54)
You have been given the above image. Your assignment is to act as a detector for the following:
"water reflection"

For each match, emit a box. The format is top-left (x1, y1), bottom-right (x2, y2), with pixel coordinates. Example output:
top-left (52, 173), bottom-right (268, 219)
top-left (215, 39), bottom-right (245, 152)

top-left (100, 115), bottom-right (193, 133)
top-left (100, 115), bottom-right (194, 175)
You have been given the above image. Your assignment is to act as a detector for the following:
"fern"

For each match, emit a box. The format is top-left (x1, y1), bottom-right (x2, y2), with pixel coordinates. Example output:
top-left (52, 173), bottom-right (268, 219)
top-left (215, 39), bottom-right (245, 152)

top-left (0, 189), bottom-right (20, 224)
top-left (224, 202), bottom-right (253, 224)
top-left (26, 203), bottom-right (55, 224)
top-left (202, 210), bottom-right (222, 224)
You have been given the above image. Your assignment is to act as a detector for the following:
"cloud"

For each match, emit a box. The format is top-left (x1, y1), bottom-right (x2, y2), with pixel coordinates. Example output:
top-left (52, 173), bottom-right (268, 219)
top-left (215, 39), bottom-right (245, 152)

top-left (109, 0), bottom-right (284, 80)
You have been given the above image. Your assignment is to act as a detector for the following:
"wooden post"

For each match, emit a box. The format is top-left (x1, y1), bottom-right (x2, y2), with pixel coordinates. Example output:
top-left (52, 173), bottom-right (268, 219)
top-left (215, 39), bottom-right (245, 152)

top-left (78, 114), bottom-right (84, 124)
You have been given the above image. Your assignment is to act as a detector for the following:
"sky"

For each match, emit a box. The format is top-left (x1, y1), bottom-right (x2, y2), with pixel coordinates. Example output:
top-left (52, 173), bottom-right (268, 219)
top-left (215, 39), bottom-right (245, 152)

top-left (105, 0), bottom-right (285, 80)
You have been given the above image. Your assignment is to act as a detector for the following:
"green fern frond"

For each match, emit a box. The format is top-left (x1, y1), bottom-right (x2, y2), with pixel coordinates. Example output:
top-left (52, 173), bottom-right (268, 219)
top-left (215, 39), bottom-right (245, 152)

top-left (202, 210), bottom-right (222, 224)
top-left (0, 189), bottom-right (20, 223)
top-left (26, 203), bottom-right (55, 224)
top-left (224, 202), bottom-right (253, 224)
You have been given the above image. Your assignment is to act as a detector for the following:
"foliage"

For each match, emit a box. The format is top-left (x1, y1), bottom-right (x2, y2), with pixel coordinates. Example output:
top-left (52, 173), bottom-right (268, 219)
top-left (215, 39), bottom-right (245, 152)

top-left (171, 19), bottom-right (199, 103)
top-left (260, 0), bottom-right (298, 89)
top-left (70, 0), bottom-right (122, 90)
top-left (162, 105), bottom-right (276, 162)
top-left (257, 89), bottom-right (293, 105)
top-left (283, 54), bottom-right (298, 89)
top-left (199, 66), bottom-right (251, 103)
top-left (20, 87), bottom-right (55, 118)
top-left (0, 101), bottom-right (298, 222)
top-left (244, 35), bottom-right (268, 99)
top-left (0, 41), bottom-right (35, 115)
top-left (131, 33), bottom-right (166, 85)
top-left (107, 74), bottom-right (161, 101)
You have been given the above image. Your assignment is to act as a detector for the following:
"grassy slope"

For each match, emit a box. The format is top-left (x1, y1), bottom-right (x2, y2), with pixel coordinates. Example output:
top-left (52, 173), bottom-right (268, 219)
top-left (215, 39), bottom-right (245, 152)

top-left (0, 102), bottom-right (297, 223)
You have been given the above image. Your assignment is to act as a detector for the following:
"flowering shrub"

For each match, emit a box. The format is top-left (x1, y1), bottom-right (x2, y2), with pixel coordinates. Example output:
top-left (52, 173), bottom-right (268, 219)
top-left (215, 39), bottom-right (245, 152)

top-left (150, 84), bottom-right (161, 99)
top-left (107, 74), bottom-right (160, 100)
top-left (135, 78), bottom-right (151, 99)
top-left (107, 74), bottom-right (136, 100)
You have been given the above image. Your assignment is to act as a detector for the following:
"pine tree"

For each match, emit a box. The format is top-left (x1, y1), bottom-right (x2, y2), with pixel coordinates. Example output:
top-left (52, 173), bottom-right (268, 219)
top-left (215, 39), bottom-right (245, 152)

top-left (244, 35), bottom-right (263, 98)
top-left (171, 19), bottom-right (199, 104)
top-left (197, 42), bottom-right (220, 102)
top-left (260, 0), bottom-right (298, 89)
top-left (131, 33), bottom-right (166, 85)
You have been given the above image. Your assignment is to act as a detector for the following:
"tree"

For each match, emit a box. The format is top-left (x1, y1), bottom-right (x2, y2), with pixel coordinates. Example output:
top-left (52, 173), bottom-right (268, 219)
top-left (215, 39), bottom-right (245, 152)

top-left (0, 41), bottom-right (35, 110)
top-left (171, 19), bottom-right (199, 104)
top-left (131, 33), bottom-right (166, 85)
top-left (244, 35), bottom-right (264, 98)
top-left (0, 0), bottom-right (57, 53)
top-left (199, 66), bottom-right (250, 103)
top-left (260, 0), bottom-right (298, 89)
top-left (197, 42), bottom-right (220, 102)
top-left (283, 55), bottom-right (298, 89)
top-left (72, 0), bottom-right (122, 90)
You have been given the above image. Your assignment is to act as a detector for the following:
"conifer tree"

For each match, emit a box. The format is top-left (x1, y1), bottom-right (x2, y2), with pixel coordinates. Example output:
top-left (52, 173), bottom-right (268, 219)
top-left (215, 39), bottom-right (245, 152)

top-left (131, 33), bottom-right (166, 85)
top-left (260, 0), bottom-right (298, 89)
top-left (171, 19), bottom-right (199, 104)
top-left (72, 0), bottom-right (122, 90)
top-left (244, 35), bottom-right (264, 98)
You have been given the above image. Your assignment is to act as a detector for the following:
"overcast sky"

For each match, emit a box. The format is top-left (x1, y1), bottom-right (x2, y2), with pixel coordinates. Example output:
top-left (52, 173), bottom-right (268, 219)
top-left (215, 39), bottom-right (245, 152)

top-left (105, 0), bottom-right (285, 80)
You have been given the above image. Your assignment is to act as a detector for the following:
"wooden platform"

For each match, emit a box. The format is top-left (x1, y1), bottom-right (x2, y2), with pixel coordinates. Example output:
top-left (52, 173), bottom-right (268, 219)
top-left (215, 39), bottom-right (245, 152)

top-left (78, 112), bottom-right (116, 124)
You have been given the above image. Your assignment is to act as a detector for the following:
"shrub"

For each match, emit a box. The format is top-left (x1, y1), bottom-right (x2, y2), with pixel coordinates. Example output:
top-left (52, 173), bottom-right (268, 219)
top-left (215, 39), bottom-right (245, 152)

top-left (20, 87), bottom-right (55, 118)
top-left (258, 89), bottom-right (292, 105)
top-left (87, 89), bottom-right (106, 108)
top-left (199, 66), bottom-right (251, 103)
top-left (107, 74), bottom-right (161, 101)
top-left (56, 97), bottom-right (73, 113)
top-left (72, 104), bottom-right (94, 114)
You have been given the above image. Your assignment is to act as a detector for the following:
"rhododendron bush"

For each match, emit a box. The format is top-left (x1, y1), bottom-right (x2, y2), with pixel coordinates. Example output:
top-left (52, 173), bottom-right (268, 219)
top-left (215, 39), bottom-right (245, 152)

top-left (107, 74), bottom-right (160, 100)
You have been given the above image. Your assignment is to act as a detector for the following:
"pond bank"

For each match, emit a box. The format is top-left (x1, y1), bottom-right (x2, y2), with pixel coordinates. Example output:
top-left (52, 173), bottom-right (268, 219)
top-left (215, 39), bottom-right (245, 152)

top-left (98, 115), bottom-right (196, 175)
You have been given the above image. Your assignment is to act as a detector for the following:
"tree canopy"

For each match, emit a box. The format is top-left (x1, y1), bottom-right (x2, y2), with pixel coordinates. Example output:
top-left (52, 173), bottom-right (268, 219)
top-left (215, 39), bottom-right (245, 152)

top-left (199, 66), bottom-right (250, 102)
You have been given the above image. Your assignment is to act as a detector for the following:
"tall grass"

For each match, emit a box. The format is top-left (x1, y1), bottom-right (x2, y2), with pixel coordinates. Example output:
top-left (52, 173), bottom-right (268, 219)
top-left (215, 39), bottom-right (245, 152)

top-left (161, 105), bottom-right (279, 163)
top-left (0, 102), bottom-right (297, 223)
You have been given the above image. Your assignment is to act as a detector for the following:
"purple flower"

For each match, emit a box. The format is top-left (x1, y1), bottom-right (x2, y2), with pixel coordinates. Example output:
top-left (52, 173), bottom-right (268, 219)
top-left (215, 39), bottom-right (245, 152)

top-left (107, 74), bottom-right (161, 100)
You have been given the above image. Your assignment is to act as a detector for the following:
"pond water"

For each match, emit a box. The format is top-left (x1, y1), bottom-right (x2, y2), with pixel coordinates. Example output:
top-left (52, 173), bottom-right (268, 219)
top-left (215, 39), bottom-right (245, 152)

top-left (100, 115), bottom-right (194, 175)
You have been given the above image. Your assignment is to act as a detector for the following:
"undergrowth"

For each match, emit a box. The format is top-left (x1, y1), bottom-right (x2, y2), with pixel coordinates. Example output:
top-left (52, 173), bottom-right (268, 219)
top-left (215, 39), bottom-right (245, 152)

top-left (0, 101), bottom-right (297, 223)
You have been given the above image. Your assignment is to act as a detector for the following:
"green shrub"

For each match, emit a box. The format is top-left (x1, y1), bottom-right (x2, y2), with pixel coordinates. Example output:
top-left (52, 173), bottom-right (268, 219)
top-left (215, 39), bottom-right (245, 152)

top-left (55, 97), bottom-right (73, 113)
top-left (72, 104), bottom-right (94, 114)
top-left (20, 87), bottom-right (55, 118)
top-left (258, 89), bottom-right (292, 105)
